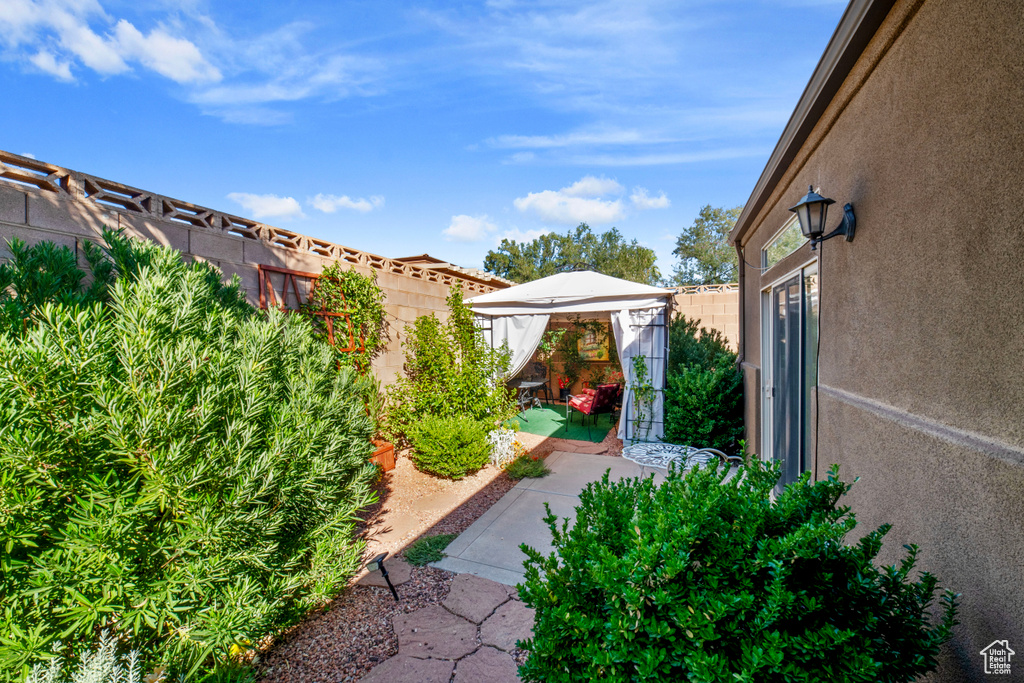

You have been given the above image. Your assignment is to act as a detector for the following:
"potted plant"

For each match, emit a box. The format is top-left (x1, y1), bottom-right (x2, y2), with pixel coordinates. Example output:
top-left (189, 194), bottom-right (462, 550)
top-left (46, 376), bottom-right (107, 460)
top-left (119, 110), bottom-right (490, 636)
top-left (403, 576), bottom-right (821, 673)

top-left (557, 376), bottom-right (571, 401)
top-left (366, 377), bottom-right (395, 471)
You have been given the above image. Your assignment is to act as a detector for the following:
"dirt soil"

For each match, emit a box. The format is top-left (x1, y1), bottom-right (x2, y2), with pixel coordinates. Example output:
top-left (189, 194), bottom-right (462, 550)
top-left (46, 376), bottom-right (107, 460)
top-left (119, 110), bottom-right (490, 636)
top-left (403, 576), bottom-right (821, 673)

top-left (255, 426), bottom-right (620, 682)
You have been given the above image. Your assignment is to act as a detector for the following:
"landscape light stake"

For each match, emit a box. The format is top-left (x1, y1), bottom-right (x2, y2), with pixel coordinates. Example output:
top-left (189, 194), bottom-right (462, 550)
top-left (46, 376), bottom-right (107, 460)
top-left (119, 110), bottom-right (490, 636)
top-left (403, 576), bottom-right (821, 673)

top-left (367, 552), bottom-right (400, 601)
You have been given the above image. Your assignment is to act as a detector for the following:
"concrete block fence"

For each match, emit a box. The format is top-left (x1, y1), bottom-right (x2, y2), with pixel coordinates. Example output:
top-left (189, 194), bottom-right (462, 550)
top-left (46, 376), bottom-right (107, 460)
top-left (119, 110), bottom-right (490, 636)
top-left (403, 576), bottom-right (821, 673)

top-left (0, 150), bottom-right (511, 387)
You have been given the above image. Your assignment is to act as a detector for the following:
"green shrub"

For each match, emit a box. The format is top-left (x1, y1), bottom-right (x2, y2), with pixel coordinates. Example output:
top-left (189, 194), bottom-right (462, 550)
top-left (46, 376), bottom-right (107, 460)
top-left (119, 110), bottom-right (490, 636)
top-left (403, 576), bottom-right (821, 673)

top-left (505, 454), bottom-right (550, 480)
top-left (667, 314), bottom-right (734, 376)
top-left (0, 238), bottom-right (112, 335)
top-left (406, 414), bottom-right (493, 479)
top-left (663, 363), bottom-right (744, 453)
top-left (0, 233), bottom-right (377, 680)
top-left (387, 285), bottom-right (514, 440)
top-left (26, 631), bottom-right (143, 683)
top-left (518, 461), bottom-right (958, 683)
top-left (663, 313), bottom-right (743, 453)
top-left (302, 261), bottom-right (388, 371)
top-left (404, 534), bottom-right (458, 566)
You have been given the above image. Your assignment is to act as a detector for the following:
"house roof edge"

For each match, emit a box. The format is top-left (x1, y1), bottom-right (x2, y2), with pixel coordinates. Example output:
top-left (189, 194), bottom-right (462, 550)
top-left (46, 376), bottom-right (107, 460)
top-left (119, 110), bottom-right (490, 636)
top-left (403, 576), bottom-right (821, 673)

top-left (729, 0), bottom-right (897, 246)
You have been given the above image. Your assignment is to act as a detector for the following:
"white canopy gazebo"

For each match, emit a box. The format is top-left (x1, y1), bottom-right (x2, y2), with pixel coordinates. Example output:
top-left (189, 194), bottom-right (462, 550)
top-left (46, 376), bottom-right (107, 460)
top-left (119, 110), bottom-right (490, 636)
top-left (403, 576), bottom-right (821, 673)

top-left (468, 271), bottom-right (674, 442)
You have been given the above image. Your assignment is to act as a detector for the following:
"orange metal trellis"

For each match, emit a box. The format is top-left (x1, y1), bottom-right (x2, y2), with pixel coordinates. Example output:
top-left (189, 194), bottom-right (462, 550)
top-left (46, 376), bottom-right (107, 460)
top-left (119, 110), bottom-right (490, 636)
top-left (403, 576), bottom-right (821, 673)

top-left (257, 264), bottom-right (365, 353)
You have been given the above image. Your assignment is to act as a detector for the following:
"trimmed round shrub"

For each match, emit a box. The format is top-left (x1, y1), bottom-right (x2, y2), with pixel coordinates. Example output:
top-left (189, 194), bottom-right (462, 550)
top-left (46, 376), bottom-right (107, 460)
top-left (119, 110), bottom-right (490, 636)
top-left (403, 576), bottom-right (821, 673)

top-left (663, 363), bottom-right (744, 453)
top-left (0, 233), bottom-right (378, 680)
top-left (407, 414), bottom-right (492, 479)
top-left (518, 460), bottom-right (958, 683)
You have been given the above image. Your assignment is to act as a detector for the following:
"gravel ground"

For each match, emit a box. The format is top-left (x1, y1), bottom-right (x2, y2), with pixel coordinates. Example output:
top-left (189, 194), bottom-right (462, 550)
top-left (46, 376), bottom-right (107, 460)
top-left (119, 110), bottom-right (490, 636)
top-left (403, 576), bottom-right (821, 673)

top-left (254, 430), bottom-right (619, 682)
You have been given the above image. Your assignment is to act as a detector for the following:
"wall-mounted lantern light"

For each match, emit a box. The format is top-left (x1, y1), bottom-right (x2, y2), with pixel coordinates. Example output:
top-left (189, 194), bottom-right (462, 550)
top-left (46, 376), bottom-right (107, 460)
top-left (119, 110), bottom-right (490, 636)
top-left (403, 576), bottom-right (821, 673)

top-left (789, 185), bottom-right (856, 251)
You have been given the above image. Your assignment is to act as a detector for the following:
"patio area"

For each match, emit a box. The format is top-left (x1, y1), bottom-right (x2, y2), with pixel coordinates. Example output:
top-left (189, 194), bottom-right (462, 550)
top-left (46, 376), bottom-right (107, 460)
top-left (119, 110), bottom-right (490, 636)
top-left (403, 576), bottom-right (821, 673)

top-left (432, 450), bottom-right (667, 585)
top-left (512, 402), bottom-right (616, 443)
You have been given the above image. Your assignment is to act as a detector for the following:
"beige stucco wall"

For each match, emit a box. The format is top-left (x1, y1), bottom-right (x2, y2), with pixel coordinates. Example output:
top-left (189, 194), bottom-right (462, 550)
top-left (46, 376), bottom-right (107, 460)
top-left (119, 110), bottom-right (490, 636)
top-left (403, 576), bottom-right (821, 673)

top-left (0, 167), bottom-right (505, 387)
top-left (735, 0), bottom-right (1024, 679)
top-left (672, 287), bottom-right (739, 349)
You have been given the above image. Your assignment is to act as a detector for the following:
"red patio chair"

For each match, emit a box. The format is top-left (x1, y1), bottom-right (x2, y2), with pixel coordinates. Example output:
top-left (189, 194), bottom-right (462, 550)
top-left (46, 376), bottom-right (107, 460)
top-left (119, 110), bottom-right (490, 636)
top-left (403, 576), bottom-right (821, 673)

top-left (566, 383), bottom-right (620, 439)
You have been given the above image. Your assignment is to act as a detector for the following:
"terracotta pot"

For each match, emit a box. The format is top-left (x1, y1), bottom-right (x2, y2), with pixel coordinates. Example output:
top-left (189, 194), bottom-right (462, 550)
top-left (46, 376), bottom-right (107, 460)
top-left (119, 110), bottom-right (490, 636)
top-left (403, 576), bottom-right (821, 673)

top-left (370, 439), bottom-right (395, 472)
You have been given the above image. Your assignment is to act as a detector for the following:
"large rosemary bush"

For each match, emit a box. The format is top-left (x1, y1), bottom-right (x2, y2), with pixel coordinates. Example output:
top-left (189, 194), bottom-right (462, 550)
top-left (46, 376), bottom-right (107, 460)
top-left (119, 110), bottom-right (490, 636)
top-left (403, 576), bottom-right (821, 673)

top-left (519, 461), bottom-right (958, 683)
top-left (0, 233), bottom-right (377, 680)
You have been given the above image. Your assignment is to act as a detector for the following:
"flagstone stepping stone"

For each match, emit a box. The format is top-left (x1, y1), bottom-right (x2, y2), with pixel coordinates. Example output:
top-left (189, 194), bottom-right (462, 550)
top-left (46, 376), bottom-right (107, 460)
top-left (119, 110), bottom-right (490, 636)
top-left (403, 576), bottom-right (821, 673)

top-left (359, 654), bottom-right (454, 683)
top-left (357, 556), bottom-right (413, 587)
top-left (453, 646), bottom-right (520, 683)
top-left (395, 605), bottom-right (478, 660)
top-left (443, 574), bottom-right (512, 624)
top-left (480, 599), bottom-right (535, 652)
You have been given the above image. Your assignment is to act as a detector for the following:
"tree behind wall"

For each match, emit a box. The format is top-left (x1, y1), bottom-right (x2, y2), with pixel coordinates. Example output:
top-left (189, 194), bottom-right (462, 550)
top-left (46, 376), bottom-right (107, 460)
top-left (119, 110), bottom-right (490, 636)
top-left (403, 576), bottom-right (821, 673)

top-left (672, 205), bottom-right (742, 285)
top-left (484, 224), bottom-right (661, 285)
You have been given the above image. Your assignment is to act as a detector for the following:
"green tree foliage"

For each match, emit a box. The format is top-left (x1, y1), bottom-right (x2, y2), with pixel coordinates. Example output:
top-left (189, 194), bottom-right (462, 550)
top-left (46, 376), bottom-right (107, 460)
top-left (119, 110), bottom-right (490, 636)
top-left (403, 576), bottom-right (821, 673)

top-left (518, 461), bottom-right (958, 683)
top-left (666, 314), bottom-right (735, 377)
top-left (672, 205), bottom-right (742, 285)
top-left (386, 285), bottom-right (514, 445)
top-left (484, 224), bottom-right (661, 285)
top-left (0, 233), bottom-right (377, 680)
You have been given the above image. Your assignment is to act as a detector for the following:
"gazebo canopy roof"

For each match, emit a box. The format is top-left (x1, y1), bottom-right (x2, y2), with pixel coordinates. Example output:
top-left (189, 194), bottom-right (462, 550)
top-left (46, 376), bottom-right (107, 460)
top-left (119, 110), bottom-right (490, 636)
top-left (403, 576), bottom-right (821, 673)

top-left (468, 271), bottom-right (672, 316)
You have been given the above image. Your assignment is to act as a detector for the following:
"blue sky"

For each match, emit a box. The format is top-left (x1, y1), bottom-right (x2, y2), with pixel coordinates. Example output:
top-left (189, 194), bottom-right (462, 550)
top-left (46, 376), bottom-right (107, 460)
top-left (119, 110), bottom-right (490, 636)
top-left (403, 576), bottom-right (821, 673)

top-left (0, 0), bottom-right (847, 277)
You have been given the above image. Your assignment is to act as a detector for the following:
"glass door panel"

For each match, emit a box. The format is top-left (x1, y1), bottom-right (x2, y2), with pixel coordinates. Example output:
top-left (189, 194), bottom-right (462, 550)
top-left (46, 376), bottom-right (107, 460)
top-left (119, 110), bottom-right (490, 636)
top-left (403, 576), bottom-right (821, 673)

top-left (771, 274), bottom-right (803, 489)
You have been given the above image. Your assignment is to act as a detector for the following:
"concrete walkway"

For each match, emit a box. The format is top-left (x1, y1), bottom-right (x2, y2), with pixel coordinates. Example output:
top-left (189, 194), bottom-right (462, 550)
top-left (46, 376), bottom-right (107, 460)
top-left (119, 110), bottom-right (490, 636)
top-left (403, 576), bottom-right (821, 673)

top-left (432, 451), bottom-right (666, 586)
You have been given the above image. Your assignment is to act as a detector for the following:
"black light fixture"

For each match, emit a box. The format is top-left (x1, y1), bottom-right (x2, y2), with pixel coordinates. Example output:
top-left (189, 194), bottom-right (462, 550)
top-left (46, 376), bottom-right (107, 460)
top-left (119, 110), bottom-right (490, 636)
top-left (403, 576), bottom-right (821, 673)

top-left (788, 185), bottom-right (856, 251)
top-left (367, 552), bottom-right (400, 601)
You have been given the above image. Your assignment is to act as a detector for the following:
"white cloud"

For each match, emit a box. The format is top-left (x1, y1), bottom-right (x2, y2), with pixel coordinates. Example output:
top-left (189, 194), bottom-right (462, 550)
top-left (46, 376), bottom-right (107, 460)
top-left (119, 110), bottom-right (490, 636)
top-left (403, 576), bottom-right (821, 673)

top-left (564, 146), bottom-right (771, 167)
top-left (488, 129), bottom-right (654, 149)
top-left (444, 214), bottom-right (499, 242)
top-left (226, 192), bottom-right (305, 220)
top-left (630, 187), bottom-right (670, 209)
top-left (499, 227), bottom-right (550, 243)
top-left (504, 151), bottom-right (535, 164)
top-left (513, 176), bottom-right (625, 225)
top-left (561, 175), bottom-right (623, 197)
top-left (310, 193), bottom-right (385, 214)
top-left (112, 20), bottom-right (220, 84)
top-left (190, 53), bottom-right (381, 108)
top-left (0, 1), bottom-right (218, 84)
top-left (20, 152), bottom-right (36, 159)
top-left (29, 50), bottom-right (73, 81)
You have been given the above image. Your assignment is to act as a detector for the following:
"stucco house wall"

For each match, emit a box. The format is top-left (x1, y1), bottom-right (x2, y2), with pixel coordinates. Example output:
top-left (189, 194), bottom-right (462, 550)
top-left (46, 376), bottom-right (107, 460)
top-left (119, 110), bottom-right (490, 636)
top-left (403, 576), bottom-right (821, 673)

top-left (731, 0), bottom-right (1024, 679)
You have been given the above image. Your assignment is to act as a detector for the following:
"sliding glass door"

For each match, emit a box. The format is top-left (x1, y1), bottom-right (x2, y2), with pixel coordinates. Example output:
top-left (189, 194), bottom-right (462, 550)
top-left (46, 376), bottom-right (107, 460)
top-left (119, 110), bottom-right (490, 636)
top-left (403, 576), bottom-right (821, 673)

top-left (762, 264), bottom-right (818, 489)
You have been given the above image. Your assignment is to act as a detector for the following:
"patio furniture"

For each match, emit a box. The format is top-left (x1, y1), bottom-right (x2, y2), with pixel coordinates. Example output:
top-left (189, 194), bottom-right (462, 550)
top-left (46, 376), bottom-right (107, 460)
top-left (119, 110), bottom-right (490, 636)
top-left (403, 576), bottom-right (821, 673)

top-left (508, 378), bottom-right (545, 420)
top-left (566, 383), bottom-right (620, 439)
top-left (522, 361), bottom-right (555, 403)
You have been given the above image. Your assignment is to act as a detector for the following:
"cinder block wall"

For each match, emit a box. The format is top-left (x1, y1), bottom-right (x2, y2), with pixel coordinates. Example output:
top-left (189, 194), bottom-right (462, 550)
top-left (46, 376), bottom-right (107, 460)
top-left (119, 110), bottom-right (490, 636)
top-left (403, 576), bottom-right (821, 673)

top-left (0, 153), bottom-right (508, 387)
top-left (671, 286), bottom-right (739, 349)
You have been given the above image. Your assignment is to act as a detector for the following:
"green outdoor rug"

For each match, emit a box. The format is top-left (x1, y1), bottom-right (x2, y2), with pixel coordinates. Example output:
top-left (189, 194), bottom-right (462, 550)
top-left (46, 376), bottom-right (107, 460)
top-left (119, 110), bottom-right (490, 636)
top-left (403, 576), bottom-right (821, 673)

top-left (513, 402), bottom-right (614, 443)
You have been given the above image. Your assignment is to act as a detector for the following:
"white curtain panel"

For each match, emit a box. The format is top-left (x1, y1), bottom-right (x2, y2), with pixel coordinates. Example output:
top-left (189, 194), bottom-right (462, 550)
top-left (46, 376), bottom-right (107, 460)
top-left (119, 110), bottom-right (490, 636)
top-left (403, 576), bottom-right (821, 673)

top-left (612, 308), bottom-right (666, 442)
top-left (490, 314), bottom-right (551, 379)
